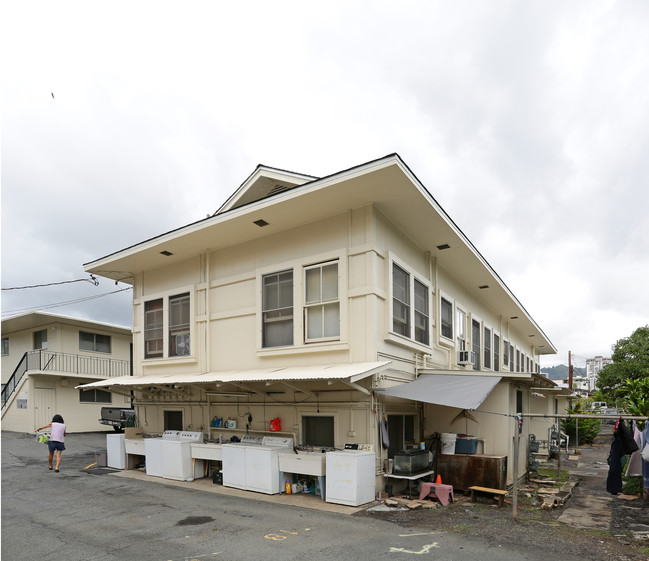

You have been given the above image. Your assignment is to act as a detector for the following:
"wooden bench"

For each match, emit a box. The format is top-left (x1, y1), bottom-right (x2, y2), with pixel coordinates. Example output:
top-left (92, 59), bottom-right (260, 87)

top-left (468, 486), bottom-right (507, 508)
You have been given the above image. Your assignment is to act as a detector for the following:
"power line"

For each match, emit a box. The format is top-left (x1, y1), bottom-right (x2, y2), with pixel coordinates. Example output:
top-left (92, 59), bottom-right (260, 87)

top-left (1, 287), bottom-right (132, 317)
top-left (1, 275), bottom-right (99, 291)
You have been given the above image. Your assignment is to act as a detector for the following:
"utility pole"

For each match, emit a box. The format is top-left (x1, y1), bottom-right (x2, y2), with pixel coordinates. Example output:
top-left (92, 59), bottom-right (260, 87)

top-left (568, 350), bottom-right (573, 391)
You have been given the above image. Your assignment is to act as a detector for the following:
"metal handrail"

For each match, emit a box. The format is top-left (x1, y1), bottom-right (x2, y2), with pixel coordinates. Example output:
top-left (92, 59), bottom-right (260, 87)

top-left (1, 350), bottom-right (131, 408)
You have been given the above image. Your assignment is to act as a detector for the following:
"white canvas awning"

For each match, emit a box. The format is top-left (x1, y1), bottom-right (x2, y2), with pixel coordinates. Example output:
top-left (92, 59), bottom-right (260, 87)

top-left (76, 361), bottom-right (391, 389)
top-left (379, 373), bottom-right (502, 410)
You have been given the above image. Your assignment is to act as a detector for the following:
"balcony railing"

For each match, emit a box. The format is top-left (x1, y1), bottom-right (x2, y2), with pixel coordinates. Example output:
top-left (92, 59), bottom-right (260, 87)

top-left (1, 350), bottom-right (130, 408)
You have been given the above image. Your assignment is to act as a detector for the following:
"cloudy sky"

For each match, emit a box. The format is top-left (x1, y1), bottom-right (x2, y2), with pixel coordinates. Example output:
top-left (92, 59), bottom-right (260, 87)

top-left (2, 1), bottom-right (648, 368)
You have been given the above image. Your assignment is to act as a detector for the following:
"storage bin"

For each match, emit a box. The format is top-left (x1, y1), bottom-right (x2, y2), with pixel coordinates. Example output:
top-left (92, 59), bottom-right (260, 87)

top-left (455, 436), bottom-right (478, 454)
top-left (440, 433), bottom-right (457, 454)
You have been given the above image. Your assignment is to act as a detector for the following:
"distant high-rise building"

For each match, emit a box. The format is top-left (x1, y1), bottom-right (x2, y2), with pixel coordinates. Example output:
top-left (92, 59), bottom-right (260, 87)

top-left (586, 356), bottom-right (613, 391)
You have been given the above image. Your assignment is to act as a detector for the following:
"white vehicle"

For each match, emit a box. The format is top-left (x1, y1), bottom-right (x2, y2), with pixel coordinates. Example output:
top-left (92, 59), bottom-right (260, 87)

top-left (591, 401), bottom-right (607, 410)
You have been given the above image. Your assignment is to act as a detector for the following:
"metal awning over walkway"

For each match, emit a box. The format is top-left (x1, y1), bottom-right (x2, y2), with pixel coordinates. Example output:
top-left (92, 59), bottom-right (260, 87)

top-left (76, 361), bottom-right (392, 390)
top-left (378, 373), bottom-right (502, 410)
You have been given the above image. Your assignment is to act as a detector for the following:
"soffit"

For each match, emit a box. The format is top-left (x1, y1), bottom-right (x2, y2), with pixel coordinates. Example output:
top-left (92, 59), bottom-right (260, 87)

top-left (2, 311), bottom-right (132, 336)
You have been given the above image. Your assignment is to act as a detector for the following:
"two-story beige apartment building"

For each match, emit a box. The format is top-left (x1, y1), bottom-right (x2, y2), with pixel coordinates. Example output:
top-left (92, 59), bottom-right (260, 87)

top-left (1, 312), bottom-right (132, 432)
top-left (80, 154), bottom-right (568, 493)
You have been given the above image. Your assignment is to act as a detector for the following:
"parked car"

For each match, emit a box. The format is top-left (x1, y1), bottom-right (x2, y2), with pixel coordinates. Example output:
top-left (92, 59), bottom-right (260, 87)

top-left (99, 407), bottom-right (135, 432)
top-left (591, 401), bottom-right (607, 409)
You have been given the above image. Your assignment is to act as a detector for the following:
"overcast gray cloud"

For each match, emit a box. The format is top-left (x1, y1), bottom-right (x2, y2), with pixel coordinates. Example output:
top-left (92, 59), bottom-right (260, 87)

top-left (2, 1), bottom-right (648, 368)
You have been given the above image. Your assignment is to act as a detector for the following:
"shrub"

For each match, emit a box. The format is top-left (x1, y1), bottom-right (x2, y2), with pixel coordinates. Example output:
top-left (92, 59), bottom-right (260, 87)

top-left (561, 416), bottom-right (601, 445)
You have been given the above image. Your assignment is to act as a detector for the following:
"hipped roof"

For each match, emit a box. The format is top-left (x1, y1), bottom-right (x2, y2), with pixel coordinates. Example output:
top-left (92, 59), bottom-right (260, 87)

top-left (84, 153), bottom-right (555, 355)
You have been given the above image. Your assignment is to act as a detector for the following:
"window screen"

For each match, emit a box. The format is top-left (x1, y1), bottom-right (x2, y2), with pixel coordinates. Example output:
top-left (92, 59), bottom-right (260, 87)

top-left (302, 416), bottom-right (334, 447)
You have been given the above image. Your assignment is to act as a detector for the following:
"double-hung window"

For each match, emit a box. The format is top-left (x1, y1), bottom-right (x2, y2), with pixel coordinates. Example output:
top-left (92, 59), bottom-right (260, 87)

top-left (456, 309), bottom-right (466, 350)
top-left (494, 334), bottom-right (500, 371)
top-left (1, 338), bottom-right (8, 355)
top-left (440, 297), bottom-right (453, 340)
top-left (503, 340), bottom-right (509, 368)
top-left (392, 264), bottom-right (410, 337)
top-left (305, 261), bottom-right (340, 342)
top-left (413, 280), bottom-right (429, 345)
top-left (392, 263), bottom-right (430, 346)
top-left (471, 319), bottom-right (481, 371)
top-left (144, 299), bottom-right (164, 359)
top-left (169, 293), bottom-right (190, 356)
top-left (484, 327), bottom-right (492, 369)
top-left (263, 270), bottom-right (294, 348)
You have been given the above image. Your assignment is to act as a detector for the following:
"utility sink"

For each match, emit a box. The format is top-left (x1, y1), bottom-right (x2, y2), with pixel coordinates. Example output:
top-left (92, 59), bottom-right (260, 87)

top-left (191, 442), bottom-right (222, 461)
top-left (278, 451), bottom-right (326, 476)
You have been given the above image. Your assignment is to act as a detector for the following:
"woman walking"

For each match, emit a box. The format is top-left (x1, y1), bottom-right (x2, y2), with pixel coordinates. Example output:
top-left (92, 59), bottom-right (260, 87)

top-left (36, 414), bottom-right (66, 472)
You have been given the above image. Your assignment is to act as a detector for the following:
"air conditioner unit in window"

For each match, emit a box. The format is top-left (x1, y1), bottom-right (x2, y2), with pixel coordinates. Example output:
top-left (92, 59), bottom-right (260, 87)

top-left (175, 333), bottom-right (190, 356)
top-left (457, 350), bottom-right (475, 365)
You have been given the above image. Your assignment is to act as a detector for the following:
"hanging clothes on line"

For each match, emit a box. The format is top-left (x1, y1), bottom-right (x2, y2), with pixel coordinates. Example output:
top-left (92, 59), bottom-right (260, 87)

top-left (625, 420), bottom-right (643, 477)
top-left (606, 419), bottom-right (639, 495)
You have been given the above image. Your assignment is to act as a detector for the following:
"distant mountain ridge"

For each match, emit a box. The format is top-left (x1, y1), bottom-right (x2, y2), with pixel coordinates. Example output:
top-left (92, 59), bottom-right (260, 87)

top-left (541, 364), bottom-right (586, 380)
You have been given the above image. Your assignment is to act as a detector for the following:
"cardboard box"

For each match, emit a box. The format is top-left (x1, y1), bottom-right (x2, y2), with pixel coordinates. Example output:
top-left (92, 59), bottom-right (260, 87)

top-left (124, 427), bottom-right (143, 439)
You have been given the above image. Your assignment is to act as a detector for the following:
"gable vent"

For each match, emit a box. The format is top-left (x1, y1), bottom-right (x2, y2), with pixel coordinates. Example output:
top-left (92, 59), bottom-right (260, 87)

top-left (267, 184), bottom-right (293, 196)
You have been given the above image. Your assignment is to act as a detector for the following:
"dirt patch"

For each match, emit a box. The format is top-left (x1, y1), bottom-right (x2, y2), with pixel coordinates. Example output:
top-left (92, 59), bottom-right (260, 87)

top-left (356, 480), bottom-right (648, 561)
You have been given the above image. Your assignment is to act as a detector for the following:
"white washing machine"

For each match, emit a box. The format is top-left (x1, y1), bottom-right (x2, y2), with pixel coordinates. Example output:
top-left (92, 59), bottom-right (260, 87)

top-left (222, 435), bottom-right (263, 490)
top-left (245, 436), bottom-right (293, 494)
top-left (144, 431), bottom-right (178, 477)
top-left (326, 450), bottom-right (376, 506)
top-left (161, 431), bottom-right (204, 481)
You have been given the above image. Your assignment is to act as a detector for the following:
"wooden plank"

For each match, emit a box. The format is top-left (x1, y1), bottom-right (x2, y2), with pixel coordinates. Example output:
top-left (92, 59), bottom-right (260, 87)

top-left (468, 486), bottom-right (507, 495)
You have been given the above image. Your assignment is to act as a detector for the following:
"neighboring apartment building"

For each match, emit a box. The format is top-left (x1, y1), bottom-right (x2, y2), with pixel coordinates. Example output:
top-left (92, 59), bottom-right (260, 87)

top-left (1, 312), bottom-right (132, 432)
top-left (80, 154), bottom-right (567, 489)
top-left (586, 356), bottom-right (613, 392)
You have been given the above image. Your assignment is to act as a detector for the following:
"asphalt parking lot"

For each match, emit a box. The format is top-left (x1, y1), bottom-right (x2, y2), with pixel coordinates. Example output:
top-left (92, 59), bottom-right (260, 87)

top-left (0, 430), bottom-right (506, 561)
top-left (3, 429), bottom-right (645, 561)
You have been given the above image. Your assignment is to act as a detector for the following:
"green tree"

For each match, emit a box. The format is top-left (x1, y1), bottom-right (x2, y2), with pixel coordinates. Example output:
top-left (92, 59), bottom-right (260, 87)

top-left (597, 325), bottom-right (649, 399)
top-left (622, 377), bottom-right (649, 418)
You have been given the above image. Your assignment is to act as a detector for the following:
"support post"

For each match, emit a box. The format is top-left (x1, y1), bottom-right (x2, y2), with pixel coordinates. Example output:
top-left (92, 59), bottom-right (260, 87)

top-left (512, 415), bottom-right (520, 519)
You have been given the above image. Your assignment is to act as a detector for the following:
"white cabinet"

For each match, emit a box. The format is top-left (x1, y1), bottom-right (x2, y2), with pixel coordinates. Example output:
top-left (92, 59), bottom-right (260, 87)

top-left (325, 451), bottom-right (375, 506)
top-left (144, 438), bottom-right (163, 477)
top-left (106, 434), bottom-right (125, 469)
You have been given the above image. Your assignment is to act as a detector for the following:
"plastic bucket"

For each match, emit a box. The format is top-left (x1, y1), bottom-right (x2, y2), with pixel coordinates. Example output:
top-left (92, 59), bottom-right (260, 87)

top-left (440, 433), bottom-right (457, 455)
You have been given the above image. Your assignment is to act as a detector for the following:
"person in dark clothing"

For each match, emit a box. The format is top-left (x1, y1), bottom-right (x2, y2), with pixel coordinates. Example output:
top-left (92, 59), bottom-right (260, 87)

top-left (606, 419), bottom-right (639, 494)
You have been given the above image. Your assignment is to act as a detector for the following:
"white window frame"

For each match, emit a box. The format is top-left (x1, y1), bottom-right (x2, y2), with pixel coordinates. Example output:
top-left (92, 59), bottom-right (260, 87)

top-left (388, 257), bottom-right (431, 349)
top-left (169, 293), bottom-right (191, 357)
top-left (257, 251), bottom-right (348, 354)
top-left (262, 269), bottom-right (294, 348)
top-left (440, 295), bottom-right (453, 342)
top-left (304, 260), bottom-right (340, 343)
top-left (413, 278), bottom-right (429, 346)
top-left (456, 307), bottom-right (467, 350)
top-left (470, 316), bottom-right (482, 371)
top-left (493, 332), bottom-right (500, 372)
top-left (483, 325), bottom-right (492, 370)
top-left (141, 288), bottom-right (194, 361)
top-left (1, 337), bottom-right (8, 356)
